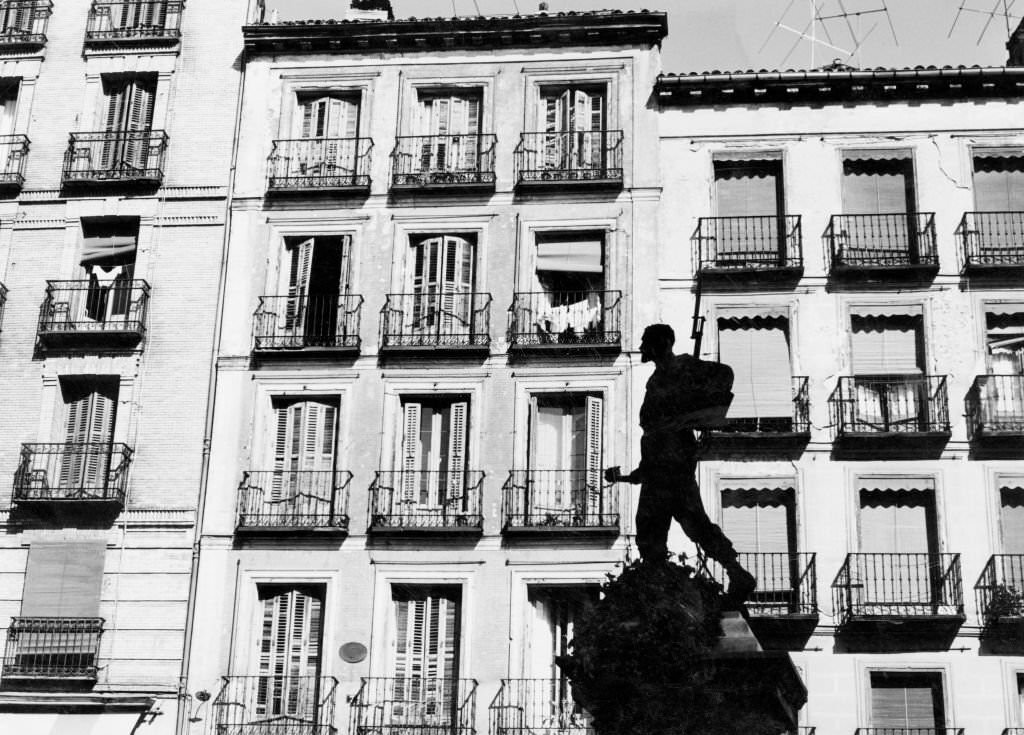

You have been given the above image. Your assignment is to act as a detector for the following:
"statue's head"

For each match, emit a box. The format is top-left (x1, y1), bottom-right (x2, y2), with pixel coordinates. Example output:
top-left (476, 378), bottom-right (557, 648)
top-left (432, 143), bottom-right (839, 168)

top-left (640, 323), bottom-right (675, 363)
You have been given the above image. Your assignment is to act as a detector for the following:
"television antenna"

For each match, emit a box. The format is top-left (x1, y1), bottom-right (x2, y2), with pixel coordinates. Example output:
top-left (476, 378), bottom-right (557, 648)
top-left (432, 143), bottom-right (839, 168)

top-left (760, 0), bottom-right (899, 68)
top-left (948, 0), bottom-right (1021, 44)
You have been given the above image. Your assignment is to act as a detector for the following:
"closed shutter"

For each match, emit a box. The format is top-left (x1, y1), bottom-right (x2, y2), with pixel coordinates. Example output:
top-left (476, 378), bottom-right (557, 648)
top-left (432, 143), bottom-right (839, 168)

top-left (1001, 486), bottom-right (1024, 555)
top-left (392, 587), bottom-right (461, 711)
top-left (717, 315), bottom-right (792, 418)
top-left (60, 382), bottom-right (118, 490)
top-left (842, 157), bottom-right (914, 214)
top-left (584, 396), bottom-right (603, 514)
top-left (973, 154), bottom-right (1024, 211)
top-left (446, 401), bottom-right (468, 504)
top-left (851, 314), bottom-right (923, 374)
top-left (256, 586), bottom-right (324, 719)
top-left (870, 673), bottom-right (944, 729)
top-left (411, 236), bottom-right (476, 335)
top-left (21, 541), bottom-right (106, 617)
top-left (859, 488), bottom-right (932, 553)
top-left (720, 489), bottom-right (792, 555)
top-left (271, 399), bottom-right (336, 509)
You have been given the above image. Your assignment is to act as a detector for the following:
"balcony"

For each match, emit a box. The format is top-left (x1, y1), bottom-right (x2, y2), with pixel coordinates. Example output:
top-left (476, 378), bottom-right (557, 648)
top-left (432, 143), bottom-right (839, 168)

top-left (491, 679), bottom-right (592, 735)
top-left (832, 553), bottom-right (965, 645)
top-left (84, 1), bottom-right (182, 46)
top-left (253, 294), bottom-right (362, 357)
top-left (975, 555), bottom-right (1024, 642)
top-left (829, 376), bottom-right (951, 456)
top-left (704, 376), bottom-right (811, 456)
top-left (0, 1), bottom-right (51, 50)
top-left (508, 290), bottom-right (621, 355)
top-left (368, 471), bottom-right (484, 537)
top-left (855, 729), bottom-right (962, 735)
top-left (380, 292), bottom-right (491, 355)
top-left (267, 137), bottom-right (372, 194)
top-left (2, 617), bottom-right (103, 683)
top-left (706, 552), bottom-right (818, 650)
top-left (693, 215), bottom-right (804, 283)
top-left (236, 470), bottom-right (352, 536)
top-left (62, 130), bottom-right (168, 188)
top-left (37, 279), bottom-right (149, 349)
top-left (13, 442), bottom-right (132, 510)
top-left (0, 281), bottom-right (6, 330)
top-left (957, 211), bottom-right (1024, 275)
top-left (391, 134), bottom-right (496, 192)
top-left (0, 134), bottom-right (28, 191)
top-left (966, 375), bottom-right (1024, 453)
top-left (350, 678), bottom-right (477, 735)
top-left (502, 470), bottom-right (619, 537)
top-left (212, 675), bottom-right (339, 735)
top-left (825, 213), bottom-right (939, 280)
top-left (515, 131), bottom-right (623, 190)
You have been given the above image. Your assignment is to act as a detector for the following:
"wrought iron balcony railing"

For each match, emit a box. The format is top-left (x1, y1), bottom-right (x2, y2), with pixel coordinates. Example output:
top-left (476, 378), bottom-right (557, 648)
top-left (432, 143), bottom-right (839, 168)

top-left (957, 212), bottom-right (1024, 270)
top-left (253, 294), bottom-right (363, 352)
top-left (829, 376), bottom-right (951, 436)
top-left (84, 0), bottom-right (182, 43)
top-left (38, 279), bottom-right (150, 346)
top-left (212, 675), bottom-right (339, 735)
top-left (369, 471), bottom-right (484, 532)
top-left (63, 130), bottom-right (168, 186)
top-left (0, 0), bottom-right (52, 48)
top-left (710, 376), bottom-right (811, 435)
top-left (508, 290), bottom-right (621, 350)
top-left (0, 134), bottom-right (28, 188)
top-left (0, 281), bottom-right (6, 331)
top-left (975, 554), bottom-right (1024, 625)
top-left (380, 292), bottom-right (491, 351)
top-left (2, 617), bottom-right (103, 680)
top-left (826, 213), bottom-right (939, 271)
top-left (13, 442), bottom-right (132, 506)
top-left (855, 728), bottom-right (963, 735)
top-left (491, 679), bottom-right (592, 735)
top-left (516, 131), bottom-right (623, 186)
top-left (391, 134), bottom-right (497, 190)
top-left (350, 677), bottom-right (477, 735)
top-left (707, 553), bottom-right (817, 617)
top-left (832, 553), bottom-right (964, 623)
top-left (502, 470), bottom-right (620, 533)
top-left (693, 215), bottom-right (803, 274)
top-left (237, 470), bottom-right (352, 533)
top-left (966, 375), bottom-right (1024, 439)
top-left (267, 137), bottom-right (372, 192)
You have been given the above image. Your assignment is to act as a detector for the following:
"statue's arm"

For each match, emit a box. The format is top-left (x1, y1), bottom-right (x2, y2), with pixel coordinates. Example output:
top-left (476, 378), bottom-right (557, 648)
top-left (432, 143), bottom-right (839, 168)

top-left (604, 465), bottom-right (642, 485)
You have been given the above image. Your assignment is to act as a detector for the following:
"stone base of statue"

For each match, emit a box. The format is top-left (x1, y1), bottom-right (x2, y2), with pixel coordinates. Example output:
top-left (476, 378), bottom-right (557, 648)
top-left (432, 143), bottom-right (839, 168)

top-left (558, 557), bottom-right (806, 735)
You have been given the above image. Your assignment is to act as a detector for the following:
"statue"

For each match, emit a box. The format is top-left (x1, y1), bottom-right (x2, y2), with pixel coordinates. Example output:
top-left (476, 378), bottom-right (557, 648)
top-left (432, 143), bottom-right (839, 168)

top-left (605, 323), bottom-right (756, 606)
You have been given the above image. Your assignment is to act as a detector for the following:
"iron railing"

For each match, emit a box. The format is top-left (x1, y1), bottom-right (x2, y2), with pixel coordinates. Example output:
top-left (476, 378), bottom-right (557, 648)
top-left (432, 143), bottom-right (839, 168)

top-left (976, 554), bottom-right (1024, 624)
top-left (0, 134), bottom-right (28, 187)
top-left (0, 282), bottom-right (6, 331)
top-left (268, 137), bottom-right (372, 191)
top-left (829, 376), bottom-right (951, 435)
top-left (491, 679), bottom-right (593, 735)
top-left (13, 442), bottom-right (133, 504)
top-left (707, 553), bottom-right (817, 616)
top-left (391, 133), bottom-right (497, 188)
top-left (38, 279), bottom-right (150, 341)
top-left (0, 0), bottom-right (51, 47)
top-left (2, 617), bottom-right (103, 680)
top-left (832, 553), bottom-right (964, 622)
top-left (957, 212), bottom-right (1024, 268)
top-left (966, 375), bottom-right (1024, 438)
top-left (711, 376), bottom-right (811, 434)
top-left (236, 470), bottom-right (352, 532)
top-left (855, 728), bottom-right (963, 735)
top-left (693, 215), bottom-right (803, 272)
top-left (369, 471), bottom-right (484, 531)
top-left (350, 678), bottom-right (477, 735)
top-left (826, 213), bottom-right (939, 270)
top-left (63, 130), bottom-right (168, 185)
top-left (508, 290), bottom-right (621, 349)
top-left (85, 0), bottom-right (183, 42)
top-left (380, 292), bottom-right (491, 349)
top-left (502, 470), bottom-right (620, 531)
top-left (212, 675), bottom-right (339, 735)
top-left (253, 294), bottom-right (363, 351)
top-left (516, 131), bottom-right (623, 185)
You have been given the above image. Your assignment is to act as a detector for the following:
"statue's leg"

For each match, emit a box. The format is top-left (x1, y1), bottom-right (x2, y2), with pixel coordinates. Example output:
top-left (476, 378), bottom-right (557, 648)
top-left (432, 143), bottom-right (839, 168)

top-left (635, 482), bottom-right (671, 561)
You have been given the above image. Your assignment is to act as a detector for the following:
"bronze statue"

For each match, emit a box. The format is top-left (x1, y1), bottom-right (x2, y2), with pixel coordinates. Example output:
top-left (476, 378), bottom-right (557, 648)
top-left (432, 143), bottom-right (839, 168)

top-left (605, 324), bottom-right (756, 605)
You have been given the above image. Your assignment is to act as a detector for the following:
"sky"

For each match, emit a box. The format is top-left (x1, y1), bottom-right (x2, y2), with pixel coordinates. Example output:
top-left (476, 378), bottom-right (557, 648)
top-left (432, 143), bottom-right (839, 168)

top-left (265, 0), bottom-right (1018, 71)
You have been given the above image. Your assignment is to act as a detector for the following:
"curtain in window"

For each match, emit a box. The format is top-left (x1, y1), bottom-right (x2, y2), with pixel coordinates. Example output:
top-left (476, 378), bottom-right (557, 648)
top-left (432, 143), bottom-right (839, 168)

top-left (859, 483), bottom-right (935, 609)
top-left (717, 311), bottom-right (792, 421)
top-left (851, 311), bottom-right (925, 431)
top-left (1001, 486), bottom-right (1024, 555)
top-left (391, 587), bottom-right (461, 724)
top-left (256, 586), bottom-right (324, 723)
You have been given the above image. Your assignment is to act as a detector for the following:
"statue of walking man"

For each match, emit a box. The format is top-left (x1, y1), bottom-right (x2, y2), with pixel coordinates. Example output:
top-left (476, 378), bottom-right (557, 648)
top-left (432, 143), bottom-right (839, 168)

top-left (605, 324), bottom-right (756, 605)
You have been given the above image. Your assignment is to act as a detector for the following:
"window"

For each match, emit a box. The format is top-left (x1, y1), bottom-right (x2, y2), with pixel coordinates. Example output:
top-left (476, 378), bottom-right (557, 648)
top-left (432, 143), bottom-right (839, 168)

top-left (721, 486), bottom-right (797, 607)
top-left (390, 585), bottom-right (461, 719)
top-left (59, 376), bottom-right (118, 488)
top-left (859, 482), bottom-right (937, 554)
top-left (399, 396), bottom-right (469, 507)
top-left (869, 672), bottom-right (945, 730)
top-left (100, 74), bottom-right (156, 170)
top-left (537, 85), bottom-right (606, 170)
top-left (973, 150), bottom-right (1024, 211)
top-left (986, 307), bottom-right (1024, 375)
top-left (849, 307), bottom-right (926, 432)
top-left (414, 90), bottom-right (482, 172)
top-left (716, 307), bottom-right (793, 427)
top-left (254, 585), bottom-right (324, 720)
top-left (0, 80), bottom-right (17, 136)
top-left (531, 232), bottom-right (605, 343)
top-left (711, 153), bottom-right (785, 262)
top-left (267, 397), bottom-right (338, 513)
top-left (297, 93), bottom-right (359, 140)
top-left (279, 235), bottom-right (352, 346)
top-left (406, 234), bottom-right (476, 339)
top-left (80, 218), bottom-right (138, 325)
top-left (1001, 484), bottom-right (1024, 554)
top-left (842, 150), bottom-right (916, 215)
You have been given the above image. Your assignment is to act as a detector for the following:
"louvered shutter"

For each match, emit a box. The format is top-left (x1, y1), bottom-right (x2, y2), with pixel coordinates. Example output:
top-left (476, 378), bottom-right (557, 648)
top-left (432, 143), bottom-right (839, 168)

top-left (462, 95), bottom-right (481, 170)
top-left (446, 402), bottom-right (468, 506)
top-left (851, 315), bottom-right (923, 374)
top-left (1001, 487), bottom-right (1024, 554)
top-left (284, 238), bottom-right (314, 341)
top-left (257, 586), bottom-right (323, 719)
top-left (411, 237), bottom-right (441, 334)
top-left (718, 317), bottom-right (792, 419)
top-left (584, 396), bottom-right (603, 515)
top-left (392, 588), bottom-right (461, 711)
top-left (402, 402), bottom-right (422, 503)
top-left (60, 385), bottom-right (117, 491)
top-left (21, 541), bottom-right (106, 617)
top-left (440, 236), bottom-right (475, 335)
top-left (542, 90), bottom-right (569, 169)
top-left (83, 386), bottom-right (115, 488)
top-left (124, 79), bottom-right (155, 170)
top-left (870, 674), bottom-right (943, 729)
top-left (271, 403), bottom-right (292, 503)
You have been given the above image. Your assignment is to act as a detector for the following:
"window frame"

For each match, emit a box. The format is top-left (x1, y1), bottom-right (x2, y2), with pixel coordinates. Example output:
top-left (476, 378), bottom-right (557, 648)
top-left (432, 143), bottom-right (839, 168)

top-left (858, 666), bottom-right (952, 731)
top-left (849, 473), bottom-right (945, 555)
top-left (400, 77), bottom-right (492, 138)
top-left (517, 218), bottom-right (618, 296)
top-left (837, 146), bottom-right (919, 215)
top-left (277, 72), bottom-right (378, 142)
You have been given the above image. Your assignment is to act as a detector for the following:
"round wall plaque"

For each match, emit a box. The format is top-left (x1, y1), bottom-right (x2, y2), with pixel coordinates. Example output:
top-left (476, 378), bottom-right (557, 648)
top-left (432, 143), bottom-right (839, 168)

top-left (340, 641), bottom-right (368, 663)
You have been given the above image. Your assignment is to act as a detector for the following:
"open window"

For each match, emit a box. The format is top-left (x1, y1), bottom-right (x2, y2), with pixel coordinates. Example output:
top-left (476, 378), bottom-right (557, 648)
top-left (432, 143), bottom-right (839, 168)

top-left (278, 235), bottom-right (352, 347)
top-left (414, 89), bottom-right (482, 173)
top-left (398, 396), bottom-right (469, 511)
top-left (265, 396), bottom-right (338, 520)
top-left (406, 234), bottom-right (476, 339)
top-left (79, 218), bottom-right (139, 325)
top-left (869, 671), bottom-right (945, 730)
top-left (987, 306), bottom-right (1024, 375)
top-left (531, 232), bottom-right (605, 344)
top-left (538, 85), bottom-right (606, 171)
top-left (289, 92), bottom-right (361, 180)
top-left (716, 307), bottom-right (793, 430)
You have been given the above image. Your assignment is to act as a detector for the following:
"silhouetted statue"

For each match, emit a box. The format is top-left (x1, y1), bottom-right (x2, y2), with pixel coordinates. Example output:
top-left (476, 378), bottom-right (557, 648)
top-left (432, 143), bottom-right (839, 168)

top-left (605, 324), bottom-right (756, 605)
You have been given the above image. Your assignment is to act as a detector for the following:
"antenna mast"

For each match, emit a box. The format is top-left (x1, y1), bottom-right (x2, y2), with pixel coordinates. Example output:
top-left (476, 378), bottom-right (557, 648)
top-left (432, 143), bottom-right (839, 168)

top-left (761, 0), bottom-right (899, 68)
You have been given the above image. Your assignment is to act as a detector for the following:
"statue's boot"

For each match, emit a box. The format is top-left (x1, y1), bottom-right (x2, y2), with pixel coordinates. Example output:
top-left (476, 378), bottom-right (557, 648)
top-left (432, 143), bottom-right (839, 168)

top-left (724, 562), bottom-right (757, 610)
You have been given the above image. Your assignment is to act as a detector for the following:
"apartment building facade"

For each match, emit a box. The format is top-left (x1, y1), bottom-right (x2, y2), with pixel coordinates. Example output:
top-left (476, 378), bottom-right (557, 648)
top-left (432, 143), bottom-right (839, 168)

top-left (0, 0), bottom-right (246, 733)
top-left (183, 6), bottom-right (666, 735)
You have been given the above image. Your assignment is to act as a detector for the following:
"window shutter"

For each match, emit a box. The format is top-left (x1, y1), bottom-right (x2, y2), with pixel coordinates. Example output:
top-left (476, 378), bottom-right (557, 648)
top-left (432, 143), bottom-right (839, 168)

top-left (870, 673), bottom-right (943, 729)
top-left (392, 588), bottom-right (460, 688)
top-left (284, 238), bottom-right (314, 336)
top-left (61, 384), bottom-right (118, 490)
top-left (1001, 487), bottom-right (1024, 554)
top-left (300, 99), bottom-right (314, 139)
top-left (271, 404), bottom-right (291, 501)
top-left (721, 500), bottom-right (790, 554)
top-left (104, 80), bottom-right (127, 132)
top-left (298, 400), bottom-right (336, 473)
top-left (842, 158), bottom-right (913, 214)
top-left (127, 79), bottom-right (155, 132)
top-left (851, 315), bottom-right (923, 374)
top-left (973, 156), bottom-right (1024, 211)
top-left (402, 402), bottom-right (422, 502)
top-left (257, 586), bottom-right (323, 717)
top-left (83, 387), bottom-right (116, 486)
top-left (584, 396), bottom-right (603, 513)
top-left (21, 541), bottom-right (106, 617)
top-left (718, 317), bottom-right (792, 419)
top-left (714, 162), bottom-right (781, 217)
top-left (446, 402), bottom-right (468, 502)
top-left (859, 489), bottom-right (932, 553)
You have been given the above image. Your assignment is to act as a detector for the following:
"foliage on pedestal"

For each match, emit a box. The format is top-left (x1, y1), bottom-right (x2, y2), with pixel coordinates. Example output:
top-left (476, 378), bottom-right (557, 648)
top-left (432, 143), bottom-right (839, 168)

top-left (558, 557), bottom-right (790, 735)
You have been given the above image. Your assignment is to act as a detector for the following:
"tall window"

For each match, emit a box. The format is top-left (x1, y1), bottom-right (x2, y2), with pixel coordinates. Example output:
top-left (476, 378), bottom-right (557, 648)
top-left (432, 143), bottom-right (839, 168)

top-left (712, 154), bottom-right (785, 262)
top-left (255, 585), bottom-right (324, 721)
top-left (298, 93), bottom-right (359, 140)
top-left (415, 90), bottom-right (481, 172)
top-left (721, 486), bottom-right (797, 610)
top-left (268, 397), bottom-right (338, 519)
top-left (987, 308), bottom-right (1024, 375)
top-left (973, 151), bottom-right (1024, 211)
top-left (0, 80), bottom-right (17, 136)
top-left (717, 308), bottom-right (793, 429)
top-left (102, 75), bottom-right (156, 131)
top-left (538, 85), bottom-right (606, 170)
top-left (869, 672), bottom-right (945, 730)
top-left (850, 307), bottom-right (926, 431)
top-left (280, 235), bottom-right (352, 346)
top-left (60, 377), bottom-right (118, 489)
top-left (1001, 484), bottom-right (1024, 554)
top-left (407, 234), bottom-right (476, 339)
top-left (399, 397), bottom-right (469, 510)
top-left (842, 151), bottom-right (916, 215)
top-left (532, 232), bottom-right (605, 343)
top-left (80, 218), bottom-right (138, 325)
